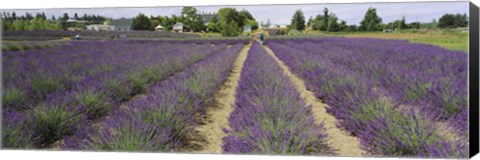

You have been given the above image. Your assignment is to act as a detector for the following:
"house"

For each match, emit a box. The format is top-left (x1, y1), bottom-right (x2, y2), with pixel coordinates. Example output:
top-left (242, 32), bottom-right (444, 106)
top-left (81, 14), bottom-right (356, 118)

top-left (155, 25), bottom-right (164, 31)
top-left (243, 24), bottom-right (252, 33)
top-left (86, 24), bottom-right (115, 31)
top-left (66, 19), bottom-right (88, 23)
top-left (173, 22), bottom-right (184, 33)
top-left (110, 18), bottom-right (133, 31)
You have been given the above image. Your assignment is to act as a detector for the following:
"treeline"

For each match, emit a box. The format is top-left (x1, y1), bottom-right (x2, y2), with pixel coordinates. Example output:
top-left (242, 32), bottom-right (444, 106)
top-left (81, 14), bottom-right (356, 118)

top-left (132, 7), bottom-right (258, 37)
top-left (291, 7), bottom-right (469, 32)
top-left (1, 11), bottom-right (109, 31)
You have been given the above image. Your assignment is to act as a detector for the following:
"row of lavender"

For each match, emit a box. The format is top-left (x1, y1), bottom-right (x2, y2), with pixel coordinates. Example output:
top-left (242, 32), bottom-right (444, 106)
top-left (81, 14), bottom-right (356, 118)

top-left (222, 43), bottom-right (332, 155)
top-left (61, 44), bottom-right (244, 151)
top-left (268, 39), bottom-right (468, 158)
top-left (4, 41), bottom-right (171, 110)
top-left (2, 30), bottom-right (201, 40)
top-left (3, 41), bottom-right (228, 148)
top-left (278, 38), bottom-right (468, 139)
top-left (2, 41), bottom-right (69, 51)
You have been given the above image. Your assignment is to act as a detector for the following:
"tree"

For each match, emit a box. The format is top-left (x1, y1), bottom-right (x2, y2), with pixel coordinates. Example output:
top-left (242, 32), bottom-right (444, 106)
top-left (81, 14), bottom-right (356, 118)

top-left (61, 13), bottom-right (69, 21)
top-left (12, 12), bottom-right (17, 20)
top-left (245, 19), bottom-right (258, 30)
top-left (180, 6), bottom-right (205, 32)
top-left (12, 20), bottom-right (24, 31)
top-left (133, 13), bottom-right (151, 30)
top-left (51, 15), bottom-right (56, 21)
top-left (217, 8), bottom-right (242, 37)
top-left (338, 20), bottom-right (348, 31)
top-left (392, 16), bottom-right (407, 30)
top-left (327, 14), bottom-right (339, 32)
top-left (439, 13), bottom-right (468, 28)
top-left (207, 15), bottom-right (219, 32)
top-left (104, 18), bottom-right (111, 25)
top-left (74, 13), bottom-right (79, 20)
top-left (1, 16), bottom-right (7, 31)
top-left (239, 10), bottom-right (254, 20)
top-left (55, 21), bottom-right (63, 30)
top-left (322, 8), bottom-right (329, 31)
top-left (306, 16), bottom-right (314, 29)
top-left (265, 19), bottom-right (271, 28)
top-left (182, 7), bottom-right (198, 17)
top-left (40, 12), bottom-right (46, 20)
top-left (312, 15), bottom-right (325, 31)
top-left (290, 9), bottom-right (306, 30)
top-left (359, 7), bottom-right (383, 31)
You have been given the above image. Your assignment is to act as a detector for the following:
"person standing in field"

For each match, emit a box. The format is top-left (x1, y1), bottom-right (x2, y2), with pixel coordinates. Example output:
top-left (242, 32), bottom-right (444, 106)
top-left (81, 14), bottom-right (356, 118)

top-left (258, 32), bottom-right (265, 45)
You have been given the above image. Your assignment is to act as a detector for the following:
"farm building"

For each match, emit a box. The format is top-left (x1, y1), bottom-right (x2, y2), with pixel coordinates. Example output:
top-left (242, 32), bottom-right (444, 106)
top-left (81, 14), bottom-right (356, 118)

top-left (243, 24), bottom-right (252, 33)
top-left (155, 25), bottom-right (164, 31)
top-left (86, 24), bottom-right (115, 31)
top-left (110, 18), bottom-right (133, 31)
top-left (173, 22), bottom-right (184, 33)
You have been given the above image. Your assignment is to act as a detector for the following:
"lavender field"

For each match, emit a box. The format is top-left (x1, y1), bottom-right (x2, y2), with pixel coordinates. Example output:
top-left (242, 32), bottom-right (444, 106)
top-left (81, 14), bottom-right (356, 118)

top-left (1, 37), bottom-right (469, 158)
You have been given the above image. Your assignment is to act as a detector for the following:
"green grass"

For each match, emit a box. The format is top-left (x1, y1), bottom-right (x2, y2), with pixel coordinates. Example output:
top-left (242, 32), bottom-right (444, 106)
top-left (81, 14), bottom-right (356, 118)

top-left (305, 30), bottom-right (468, 52)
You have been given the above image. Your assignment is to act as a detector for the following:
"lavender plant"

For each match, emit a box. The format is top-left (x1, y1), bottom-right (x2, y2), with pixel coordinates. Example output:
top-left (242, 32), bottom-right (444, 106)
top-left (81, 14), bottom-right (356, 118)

top-left (222, 43), bottom-right (332, 155)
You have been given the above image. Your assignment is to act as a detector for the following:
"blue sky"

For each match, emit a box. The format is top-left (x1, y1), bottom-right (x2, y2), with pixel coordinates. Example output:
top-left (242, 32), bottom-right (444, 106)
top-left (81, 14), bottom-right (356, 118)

top-left (3, 1), bottom-right (469, 25)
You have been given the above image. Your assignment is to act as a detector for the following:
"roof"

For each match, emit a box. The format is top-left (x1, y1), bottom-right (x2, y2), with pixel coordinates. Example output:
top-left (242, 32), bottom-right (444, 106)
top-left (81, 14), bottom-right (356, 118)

top-left (87, 24), bottom-right (113, 27)
top-left (173, 22), bottom-right (184, 30)
top-left (201, 14), bottom-right (216, 22)
top-left (110, 18), bottom-right (133, 27)
top-left (155, 25), bottom-right (164, 29)
top-left (67, 19), bottom-right (88, 23)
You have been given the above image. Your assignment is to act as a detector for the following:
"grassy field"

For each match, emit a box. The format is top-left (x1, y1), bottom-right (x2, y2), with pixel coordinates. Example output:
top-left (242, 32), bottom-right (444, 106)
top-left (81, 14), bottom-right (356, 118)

top-left (305, 30), bottom-right (469, 52)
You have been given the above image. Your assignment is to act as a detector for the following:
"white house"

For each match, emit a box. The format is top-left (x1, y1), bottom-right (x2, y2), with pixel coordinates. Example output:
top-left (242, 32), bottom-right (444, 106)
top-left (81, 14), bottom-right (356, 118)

top-left (86, 24), bottom-right (115, 31)
top-left (155, 25), bottom-right (164, 31)
top-left (243, 24), bottom-right (252, 33)
top-left (173, 22), bottom-right (184, 33)
top-left (110, 18), bottom-right (133, 31)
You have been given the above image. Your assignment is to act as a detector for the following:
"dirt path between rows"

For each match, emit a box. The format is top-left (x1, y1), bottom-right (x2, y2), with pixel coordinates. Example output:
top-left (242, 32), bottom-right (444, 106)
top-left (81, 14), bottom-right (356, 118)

top-left (185, 44), bottom-right (250, 153)
top-left (263, 46), bottom-right (365, 156)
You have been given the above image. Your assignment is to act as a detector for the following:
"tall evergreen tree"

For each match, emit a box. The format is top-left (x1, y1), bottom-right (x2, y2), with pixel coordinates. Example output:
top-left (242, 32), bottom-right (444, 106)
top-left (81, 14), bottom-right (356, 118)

top-left (133, 13), bottom-right (151, 30)
top-left (359, 7), bottom-right (383, 31)
top-left (61, 13), bottom-right (69, 21)
top-left (290, 9), bottom-right (306, 30)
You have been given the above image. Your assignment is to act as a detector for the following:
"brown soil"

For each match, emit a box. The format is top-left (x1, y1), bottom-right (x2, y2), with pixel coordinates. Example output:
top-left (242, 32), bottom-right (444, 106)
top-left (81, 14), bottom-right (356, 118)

top-left (183, 44), bottom-right (250, 153)
top-left (263, 46), bottom-right (365, 156)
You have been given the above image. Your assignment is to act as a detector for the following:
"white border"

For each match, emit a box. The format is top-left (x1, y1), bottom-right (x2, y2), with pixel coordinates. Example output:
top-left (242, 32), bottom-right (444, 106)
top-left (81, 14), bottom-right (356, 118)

top-left (0, 0), bottom-right (471, 9)
top-left (1, 0), bottom-right (478, 160)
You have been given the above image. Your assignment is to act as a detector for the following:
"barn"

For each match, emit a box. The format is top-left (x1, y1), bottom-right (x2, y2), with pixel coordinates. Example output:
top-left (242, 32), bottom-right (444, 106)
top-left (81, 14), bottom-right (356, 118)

top-left (110, 18), bottom-right (133, 31)
top-left (173, 22), bottom-right (184, 33)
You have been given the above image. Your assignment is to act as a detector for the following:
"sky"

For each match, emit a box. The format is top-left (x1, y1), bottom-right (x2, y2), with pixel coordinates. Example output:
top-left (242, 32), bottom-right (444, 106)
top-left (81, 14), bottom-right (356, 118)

top-left (2, 1), bottom-right (469, 25)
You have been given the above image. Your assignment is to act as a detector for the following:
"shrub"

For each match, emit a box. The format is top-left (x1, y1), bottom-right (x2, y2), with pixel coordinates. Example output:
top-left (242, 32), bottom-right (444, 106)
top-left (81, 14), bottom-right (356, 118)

top-left (2, 88), bottom-right (27, 110)
top-left (30, 104), bottom-right (83, 146)
top-left (2, 110), bottom-right (34, 148)
top-left (75, 90), bottom-right (111, 119)
top-left (30, 75), bottom-right (65, 99)
top-left (107, 79), bottom-right (132, 101)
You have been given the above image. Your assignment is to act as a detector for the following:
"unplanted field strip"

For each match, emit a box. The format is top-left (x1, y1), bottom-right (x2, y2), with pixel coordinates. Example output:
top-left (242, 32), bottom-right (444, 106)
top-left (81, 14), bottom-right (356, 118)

top-left (263, 46), bottom-right (365, 156)
top-left (193, 44), bottom-right (251, 153)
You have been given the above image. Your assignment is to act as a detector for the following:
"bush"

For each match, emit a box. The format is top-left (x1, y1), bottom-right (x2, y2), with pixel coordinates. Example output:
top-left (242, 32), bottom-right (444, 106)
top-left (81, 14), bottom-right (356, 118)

top-left (30, 104), bottom-right (83, 146)
top-left (75, 90), bottom-right (111, 119)
top-left (30, 75), bottom-right (65, 99)
top-left (2, 88), bottom-right (27, 110)
top-left (107, 79), bottom-right (132, 101)
top-left (2, 110), bottom-right (34, 148)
